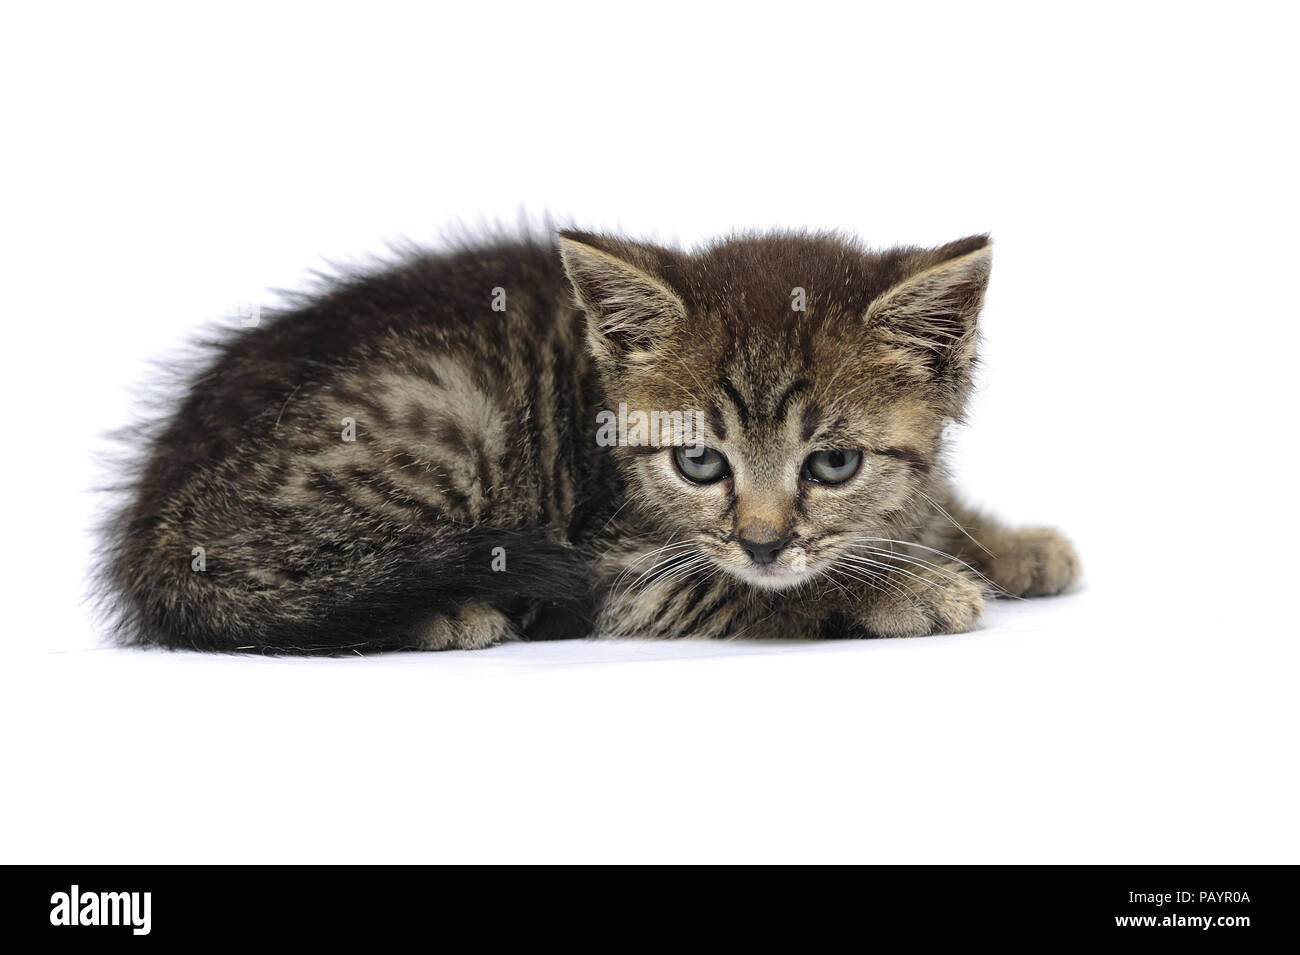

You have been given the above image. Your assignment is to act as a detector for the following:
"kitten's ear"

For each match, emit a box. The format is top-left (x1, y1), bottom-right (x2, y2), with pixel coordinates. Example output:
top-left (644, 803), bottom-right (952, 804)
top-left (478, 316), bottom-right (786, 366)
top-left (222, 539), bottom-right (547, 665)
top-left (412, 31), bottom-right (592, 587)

top-left (866, 235), bottom-right (992, 385)
top-left (558, 232), bottom-right (686, 363)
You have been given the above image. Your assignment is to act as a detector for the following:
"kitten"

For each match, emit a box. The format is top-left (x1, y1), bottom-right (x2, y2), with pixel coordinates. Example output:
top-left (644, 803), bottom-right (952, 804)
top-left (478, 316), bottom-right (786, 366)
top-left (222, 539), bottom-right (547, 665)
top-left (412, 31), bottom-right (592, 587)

top-left (100, 229), bottom-right (1079, 652)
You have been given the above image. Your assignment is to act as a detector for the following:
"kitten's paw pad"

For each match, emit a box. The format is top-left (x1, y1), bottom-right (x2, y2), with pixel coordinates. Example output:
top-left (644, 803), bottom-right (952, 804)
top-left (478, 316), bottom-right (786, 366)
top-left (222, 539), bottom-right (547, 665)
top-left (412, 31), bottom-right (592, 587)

top-left (413, 601), bottom-right (514, 650)
top-left (858, 570), bottom-right (985, 638)
top-left (989, 527), bottom-right (1080, 597)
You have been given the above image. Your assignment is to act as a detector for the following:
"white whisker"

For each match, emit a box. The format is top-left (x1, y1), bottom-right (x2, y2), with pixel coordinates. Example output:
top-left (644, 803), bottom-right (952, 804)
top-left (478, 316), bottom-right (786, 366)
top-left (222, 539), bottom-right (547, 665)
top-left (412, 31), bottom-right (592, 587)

top-left (917, 491), bottom-right (995, 558)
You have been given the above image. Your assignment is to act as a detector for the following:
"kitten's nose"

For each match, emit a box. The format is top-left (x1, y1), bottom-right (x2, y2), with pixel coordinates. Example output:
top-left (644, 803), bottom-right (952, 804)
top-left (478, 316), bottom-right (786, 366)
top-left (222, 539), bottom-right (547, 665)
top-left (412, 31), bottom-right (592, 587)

top-left (739, 535), bottom-right (789, 566)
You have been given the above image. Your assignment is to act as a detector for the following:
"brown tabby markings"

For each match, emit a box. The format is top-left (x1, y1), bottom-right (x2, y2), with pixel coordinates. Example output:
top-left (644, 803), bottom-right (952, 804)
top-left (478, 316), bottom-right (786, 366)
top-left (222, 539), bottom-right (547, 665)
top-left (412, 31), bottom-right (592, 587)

top-left (102, 229), bottom-right (1078, 653)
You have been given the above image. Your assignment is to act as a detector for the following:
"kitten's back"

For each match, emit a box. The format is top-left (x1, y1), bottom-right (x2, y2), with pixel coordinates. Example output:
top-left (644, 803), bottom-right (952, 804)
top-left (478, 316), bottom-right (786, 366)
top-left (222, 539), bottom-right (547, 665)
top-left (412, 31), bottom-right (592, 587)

top-left (100, 236), bottom-right (608, 652)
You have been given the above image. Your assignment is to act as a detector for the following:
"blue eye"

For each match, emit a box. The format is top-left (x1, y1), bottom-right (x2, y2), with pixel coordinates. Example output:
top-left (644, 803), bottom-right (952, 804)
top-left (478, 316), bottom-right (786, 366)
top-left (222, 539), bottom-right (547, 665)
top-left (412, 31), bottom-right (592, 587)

top-left (804, 449), bottom-right (861, 484)
top-left (673, 446), bottom-right (730, 484)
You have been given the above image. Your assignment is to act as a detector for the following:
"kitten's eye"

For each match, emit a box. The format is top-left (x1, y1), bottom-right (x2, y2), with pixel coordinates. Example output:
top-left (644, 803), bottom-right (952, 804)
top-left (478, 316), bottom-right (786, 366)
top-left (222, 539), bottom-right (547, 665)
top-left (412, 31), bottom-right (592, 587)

top-left (673, 446), bottom-right (730, 484)
top-left (804, 449), bottom-right (861, 484)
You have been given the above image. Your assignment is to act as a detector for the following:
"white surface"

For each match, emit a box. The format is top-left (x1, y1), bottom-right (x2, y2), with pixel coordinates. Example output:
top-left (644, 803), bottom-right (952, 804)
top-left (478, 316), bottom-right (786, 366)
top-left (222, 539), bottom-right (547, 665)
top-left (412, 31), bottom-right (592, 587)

top-left (1, 2), bottom-right (1297, 862)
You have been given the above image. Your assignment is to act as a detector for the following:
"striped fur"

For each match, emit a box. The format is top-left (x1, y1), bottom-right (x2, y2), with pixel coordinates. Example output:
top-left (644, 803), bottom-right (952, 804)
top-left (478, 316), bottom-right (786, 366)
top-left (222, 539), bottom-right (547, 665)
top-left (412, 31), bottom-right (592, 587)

top-left (99, 230), bottom-right (1079, 653)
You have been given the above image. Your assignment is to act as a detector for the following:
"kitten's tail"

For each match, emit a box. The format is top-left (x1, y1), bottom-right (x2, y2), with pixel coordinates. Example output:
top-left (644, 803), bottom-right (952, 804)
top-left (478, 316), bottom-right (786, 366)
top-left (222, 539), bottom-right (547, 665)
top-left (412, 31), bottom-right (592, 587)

top-left (97, 527), bottom-right (593, 654)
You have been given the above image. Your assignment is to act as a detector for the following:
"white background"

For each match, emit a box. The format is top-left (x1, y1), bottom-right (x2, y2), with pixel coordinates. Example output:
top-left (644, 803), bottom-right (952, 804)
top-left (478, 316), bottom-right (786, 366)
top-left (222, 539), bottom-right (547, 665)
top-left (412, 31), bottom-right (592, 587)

top-left (2, 2), bottom-right (1296, 862)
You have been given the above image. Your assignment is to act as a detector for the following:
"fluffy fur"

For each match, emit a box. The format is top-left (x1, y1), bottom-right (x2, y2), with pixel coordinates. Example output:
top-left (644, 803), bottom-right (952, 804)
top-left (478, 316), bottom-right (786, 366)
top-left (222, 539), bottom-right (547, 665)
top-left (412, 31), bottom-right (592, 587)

top-left (98, 228), bottom-right (1078, 653)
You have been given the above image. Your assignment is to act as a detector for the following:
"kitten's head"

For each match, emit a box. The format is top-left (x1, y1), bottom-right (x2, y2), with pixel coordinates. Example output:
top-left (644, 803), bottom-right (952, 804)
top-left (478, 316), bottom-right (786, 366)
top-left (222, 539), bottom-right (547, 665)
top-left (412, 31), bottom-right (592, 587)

top-left (559, 229), bottom-right (991, 590)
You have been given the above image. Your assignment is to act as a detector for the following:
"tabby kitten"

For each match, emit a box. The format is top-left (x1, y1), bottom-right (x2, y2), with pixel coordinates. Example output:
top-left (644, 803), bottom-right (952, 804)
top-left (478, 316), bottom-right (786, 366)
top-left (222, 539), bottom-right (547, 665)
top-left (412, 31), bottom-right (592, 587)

top-left (101, 229), bottom-right (1078, 653)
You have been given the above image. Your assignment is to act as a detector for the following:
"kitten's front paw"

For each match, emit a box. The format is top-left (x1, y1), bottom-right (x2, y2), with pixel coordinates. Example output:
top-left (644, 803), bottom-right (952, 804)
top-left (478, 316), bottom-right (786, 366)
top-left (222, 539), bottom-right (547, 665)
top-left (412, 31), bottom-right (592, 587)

top-left (986, 527), bottom-right (1080, 597)
top-left (855, 565), bottom-right (986, 638)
